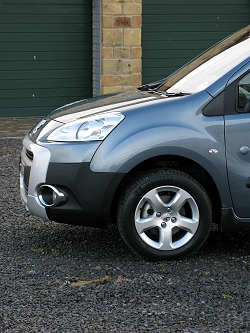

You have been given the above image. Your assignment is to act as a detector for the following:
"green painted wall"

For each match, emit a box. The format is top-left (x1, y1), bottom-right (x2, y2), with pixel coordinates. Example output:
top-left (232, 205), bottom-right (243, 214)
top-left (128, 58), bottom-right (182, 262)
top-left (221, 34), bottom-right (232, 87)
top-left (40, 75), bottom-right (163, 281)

top-left (0, 0), bottom-right (92, 117)
top-left (142, 0), bottom-right (250, 84)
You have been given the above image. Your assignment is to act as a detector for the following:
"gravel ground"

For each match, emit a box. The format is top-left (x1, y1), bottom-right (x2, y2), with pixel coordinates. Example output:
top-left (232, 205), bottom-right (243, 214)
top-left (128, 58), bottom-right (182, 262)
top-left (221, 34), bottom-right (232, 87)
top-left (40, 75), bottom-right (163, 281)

top-left (1, 138), bottom-right (250, 333)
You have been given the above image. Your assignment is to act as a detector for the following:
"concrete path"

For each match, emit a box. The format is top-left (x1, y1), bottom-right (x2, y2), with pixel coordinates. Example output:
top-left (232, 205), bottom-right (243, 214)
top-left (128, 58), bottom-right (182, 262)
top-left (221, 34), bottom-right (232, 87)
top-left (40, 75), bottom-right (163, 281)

top-left (0, 117), bottom-right (42, 138)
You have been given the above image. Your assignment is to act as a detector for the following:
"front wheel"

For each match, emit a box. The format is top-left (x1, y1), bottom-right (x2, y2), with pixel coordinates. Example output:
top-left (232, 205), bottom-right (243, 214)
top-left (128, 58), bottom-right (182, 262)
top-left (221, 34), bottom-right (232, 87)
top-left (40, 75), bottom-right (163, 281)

top-left (117, 170), bottom-right (212, 261)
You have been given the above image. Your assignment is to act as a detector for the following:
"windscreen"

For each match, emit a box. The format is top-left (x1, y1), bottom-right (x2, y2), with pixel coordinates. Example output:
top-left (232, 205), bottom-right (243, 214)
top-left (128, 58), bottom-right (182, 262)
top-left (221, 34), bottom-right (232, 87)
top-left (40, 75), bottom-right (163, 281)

top-left (158, 25), bottom-right (250, 94)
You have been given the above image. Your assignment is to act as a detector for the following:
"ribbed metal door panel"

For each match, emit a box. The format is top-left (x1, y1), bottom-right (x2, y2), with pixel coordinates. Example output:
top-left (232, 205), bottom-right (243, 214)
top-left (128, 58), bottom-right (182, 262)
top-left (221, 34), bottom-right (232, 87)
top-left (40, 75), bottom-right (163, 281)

top-left (142, 0), bottom-right (250, 84)
top-left (0, 0), bottom-right (92, 117)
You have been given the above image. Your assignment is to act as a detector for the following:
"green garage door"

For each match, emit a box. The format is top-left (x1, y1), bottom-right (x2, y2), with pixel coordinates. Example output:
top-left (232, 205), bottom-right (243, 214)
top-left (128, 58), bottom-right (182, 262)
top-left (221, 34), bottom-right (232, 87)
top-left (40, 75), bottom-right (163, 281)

top-left (0, 0), bottom-right (92, 117)
top-left (142, 0), bottom-right (250, 84)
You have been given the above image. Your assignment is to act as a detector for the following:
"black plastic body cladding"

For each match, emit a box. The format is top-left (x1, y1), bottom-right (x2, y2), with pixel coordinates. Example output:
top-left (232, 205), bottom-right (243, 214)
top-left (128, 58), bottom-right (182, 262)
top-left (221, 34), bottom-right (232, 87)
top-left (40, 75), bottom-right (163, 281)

top-left (45, 162), bottom-right (125, 227)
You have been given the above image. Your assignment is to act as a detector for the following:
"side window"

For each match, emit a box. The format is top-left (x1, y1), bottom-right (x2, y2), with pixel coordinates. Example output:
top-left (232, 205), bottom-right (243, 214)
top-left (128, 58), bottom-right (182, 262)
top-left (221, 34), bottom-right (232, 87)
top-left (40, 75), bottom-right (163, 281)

top-left (238, 72), bottom-right (250, 111)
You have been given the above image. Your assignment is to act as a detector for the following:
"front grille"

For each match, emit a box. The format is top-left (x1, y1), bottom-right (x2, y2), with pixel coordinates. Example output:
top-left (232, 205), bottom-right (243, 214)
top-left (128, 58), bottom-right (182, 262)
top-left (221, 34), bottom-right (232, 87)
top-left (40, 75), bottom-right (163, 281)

top-left (26, 149), bottom-right (34, 160)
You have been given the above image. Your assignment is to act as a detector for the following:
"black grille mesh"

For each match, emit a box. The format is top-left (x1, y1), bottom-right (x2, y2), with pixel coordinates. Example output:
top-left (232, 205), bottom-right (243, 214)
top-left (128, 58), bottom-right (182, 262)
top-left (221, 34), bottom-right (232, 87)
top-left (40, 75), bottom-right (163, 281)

top-left (26, 149), bottom-right (34, 160)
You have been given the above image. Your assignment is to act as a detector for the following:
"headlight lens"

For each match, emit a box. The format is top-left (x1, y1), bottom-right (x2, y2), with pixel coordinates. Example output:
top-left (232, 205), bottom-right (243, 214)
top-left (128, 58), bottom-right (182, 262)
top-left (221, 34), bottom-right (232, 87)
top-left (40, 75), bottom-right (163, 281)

top-left (47, 113), bottom-right (124, 142)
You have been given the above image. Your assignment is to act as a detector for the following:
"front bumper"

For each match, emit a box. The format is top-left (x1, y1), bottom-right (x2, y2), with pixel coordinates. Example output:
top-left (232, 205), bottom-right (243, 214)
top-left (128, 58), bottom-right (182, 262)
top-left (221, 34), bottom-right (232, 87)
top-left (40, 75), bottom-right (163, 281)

top-left (20, 135), bottom-right (125, 227)
top-left (20, 136), bottom-right (51, 219)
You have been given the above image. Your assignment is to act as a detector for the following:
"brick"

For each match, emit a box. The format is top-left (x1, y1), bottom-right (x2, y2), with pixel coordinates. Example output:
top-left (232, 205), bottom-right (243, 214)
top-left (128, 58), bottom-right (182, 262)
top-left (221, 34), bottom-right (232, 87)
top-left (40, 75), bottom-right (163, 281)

top-left (123, 59), bottom-right (141, 74)
top-left (114, 75), bottom-right (131, 86)
top-left (103, 0), bottom-right (141, 2)
top-left (103, 3), bottom-right (122, 15)
top-left (113, 47), bottom-right (130, 59)
top-left (102, 86), bottom-right (123, 94)
top-left (114, 16), bottom-right (131, 27)
top-left (124, 29), bottom-right (141, 46)
top-left (103, 29), bottom-right (122, 46)
top-left (102, 47), bottom-right (113, 59)
top-left (131, 16), bottom-right (142, 28)
top-left (102, 75), bottom-right (113, 86)
top-left (123, 86), bottom-right (134, 91)
top-left (123, 3), bottom-right (142, 15)
top-left (132, 74), bottom-right (142, 86)
top-left (102, 59), bottom-right (123, 75)
top-left (132, 46), bottom-right (142, 58)
top-left (102, 15), bottom-right (113, 28)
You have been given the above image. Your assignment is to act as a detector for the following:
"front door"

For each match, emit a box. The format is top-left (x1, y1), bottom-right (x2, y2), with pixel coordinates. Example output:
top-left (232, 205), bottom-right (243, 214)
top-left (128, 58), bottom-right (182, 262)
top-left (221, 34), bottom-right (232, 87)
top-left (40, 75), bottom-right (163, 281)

top-left (225, 69), bottom-right (250, 217)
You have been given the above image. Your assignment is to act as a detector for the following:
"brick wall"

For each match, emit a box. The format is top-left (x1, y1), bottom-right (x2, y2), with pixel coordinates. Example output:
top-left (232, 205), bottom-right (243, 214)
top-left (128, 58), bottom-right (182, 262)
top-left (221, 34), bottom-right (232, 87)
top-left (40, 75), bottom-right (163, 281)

top-left (101, 0), bottom-right (142, 94)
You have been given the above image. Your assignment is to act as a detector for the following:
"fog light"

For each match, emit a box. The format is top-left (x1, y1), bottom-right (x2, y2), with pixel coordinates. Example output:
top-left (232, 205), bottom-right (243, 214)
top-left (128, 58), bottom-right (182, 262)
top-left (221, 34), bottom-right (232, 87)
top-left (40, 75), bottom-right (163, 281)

top-left (38, 185), bottom-right (67, 207)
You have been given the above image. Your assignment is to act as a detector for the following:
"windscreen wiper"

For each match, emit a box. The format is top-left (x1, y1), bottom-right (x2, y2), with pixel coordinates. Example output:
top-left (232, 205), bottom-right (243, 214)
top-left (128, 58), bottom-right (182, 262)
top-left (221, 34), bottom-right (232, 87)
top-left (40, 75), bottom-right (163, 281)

top-left (138, 79), bottom-right (166, 91)
top-left (147, 88), bottom-right (190, 97)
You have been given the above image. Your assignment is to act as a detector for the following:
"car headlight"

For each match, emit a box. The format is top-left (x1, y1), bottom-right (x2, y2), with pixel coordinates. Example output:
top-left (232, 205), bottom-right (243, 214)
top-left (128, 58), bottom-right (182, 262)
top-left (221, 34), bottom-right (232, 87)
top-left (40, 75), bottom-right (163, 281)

top-left (47, 113), bottom-right (124, 142)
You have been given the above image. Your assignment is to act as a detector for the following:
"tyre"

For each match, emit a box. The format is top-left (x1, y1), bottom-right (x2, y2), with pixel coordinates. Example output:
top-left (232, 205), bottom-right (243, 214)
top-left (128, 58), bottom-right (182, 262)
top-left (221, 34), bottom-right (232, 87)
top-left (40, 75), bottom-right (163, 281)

top-left (117, 169), bottom-right (212, 260)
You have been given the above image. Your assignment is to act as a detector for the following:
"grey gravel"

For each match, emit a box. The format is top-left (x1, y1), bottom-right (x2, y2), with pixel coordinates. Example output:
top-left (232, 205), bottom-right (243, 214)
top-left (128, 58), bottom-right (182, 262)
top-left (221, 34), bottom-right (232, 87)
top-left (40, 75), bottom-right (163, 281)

top-left (1, 138), bottom-right (250, 333)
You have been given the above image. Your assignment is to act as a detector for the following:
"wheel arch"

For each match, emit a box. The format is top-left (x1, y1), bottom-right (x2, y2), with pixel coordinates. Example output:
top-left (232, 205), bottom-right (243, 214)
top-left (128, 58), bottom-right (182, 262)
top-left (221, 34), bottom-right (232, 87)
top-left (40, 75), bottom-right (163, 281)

top-left (110, 154), bottom-right (221, 225)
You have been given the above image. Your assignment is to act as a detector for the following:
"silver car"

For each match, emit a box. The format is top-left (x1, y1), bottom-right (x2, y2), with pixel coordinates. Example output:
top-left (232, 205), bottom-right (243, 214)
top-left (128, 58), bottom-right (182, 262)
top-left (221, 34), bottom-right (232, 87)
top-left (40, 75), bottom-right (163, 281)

top-left (20, 25), bottom-right (250, 260)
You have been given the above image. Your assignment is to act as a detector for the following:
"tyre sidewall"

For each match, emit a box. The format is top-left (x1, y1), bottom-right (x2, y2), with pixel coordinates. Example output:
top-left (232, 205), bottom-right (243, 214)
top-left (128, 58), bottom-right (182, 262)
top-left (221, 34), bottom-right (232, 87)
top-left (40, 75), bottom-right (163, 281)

top-left (118, 170), bottom-right (212, 260)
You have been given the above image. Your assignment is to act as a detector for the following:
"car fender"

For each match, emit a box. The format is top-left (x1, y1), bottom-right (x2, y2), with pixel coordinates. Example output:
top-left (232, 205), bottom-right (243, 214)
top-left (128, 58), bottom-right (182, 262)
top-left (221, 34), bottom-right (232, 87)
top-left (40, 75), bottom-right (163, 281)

top-left (90, 93), bottom-right (231, 206)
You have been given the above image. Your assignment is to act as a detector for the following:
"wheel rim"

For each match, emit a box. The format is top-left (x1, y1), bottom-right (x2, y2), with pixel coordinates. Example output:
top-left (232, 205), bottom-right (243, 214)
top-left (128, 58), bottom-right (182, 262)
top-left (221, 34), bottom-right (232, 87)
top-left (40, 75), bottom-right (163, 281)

top-left (134, 186), bottom-right (199, 251)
